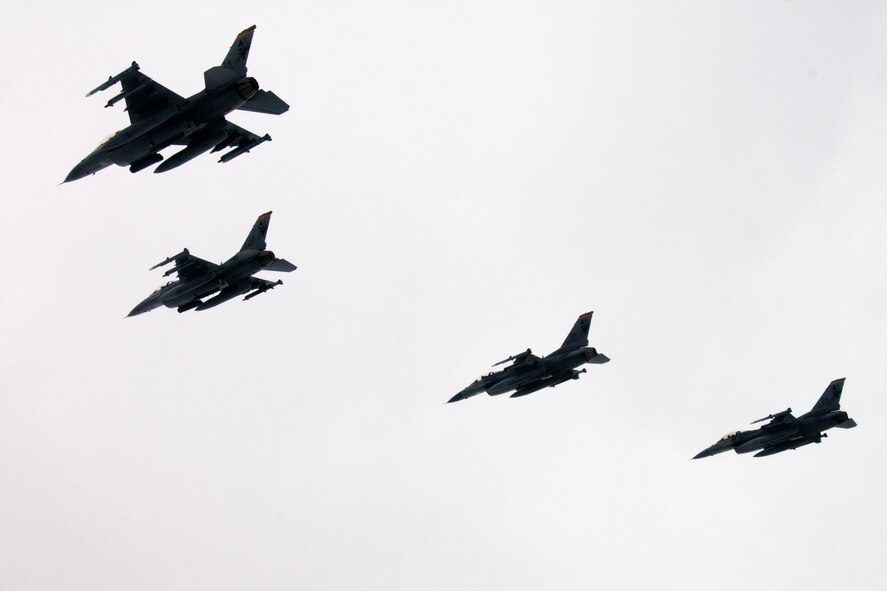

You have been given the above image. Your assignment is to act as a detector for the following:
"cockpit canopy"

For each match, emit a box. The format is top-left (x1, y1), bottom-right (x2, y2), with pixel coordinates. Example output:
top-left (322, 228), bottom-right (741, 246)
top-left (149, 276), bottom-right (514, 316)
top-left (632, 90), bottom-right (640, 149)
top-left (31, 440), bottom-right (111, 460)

top-left (96, 131), bottom-right (119, 149)
top-left (474, 371), bottom-right (497, 381)
top-left (152, 281), bottom-right (175, 294)
top-left (719, 431), bottom-right (740, 441)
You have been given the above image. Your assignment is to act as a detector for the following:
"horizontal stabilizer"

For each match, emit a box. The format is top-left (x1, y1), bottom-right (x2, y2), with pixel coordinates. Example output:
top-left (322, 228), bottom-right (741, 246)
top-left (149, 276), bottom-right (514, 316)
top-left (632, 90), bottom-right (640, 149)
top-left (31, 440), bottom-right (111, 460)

top-left (836, 418), bottom-right (858, 429)
top-left (264, 258), bottom-right (297, 272)
top-left (587, 353), bottom-right (610, 364)
top-left (238, 90), bottom-right (290, 115)
top-left (204, 66), bottom-right (240, 90)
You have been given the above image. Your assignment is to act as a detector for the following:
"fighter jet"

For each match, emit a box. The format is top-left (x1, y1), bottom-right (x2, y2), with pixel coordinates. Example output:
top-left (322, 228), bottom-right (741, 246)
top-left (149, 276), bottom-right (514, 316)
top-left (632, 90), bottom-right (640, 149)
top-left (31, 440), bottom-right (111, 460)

top-left (693, 378), bottom-right (857, 459)
top-left (448, 312), bottom-right (609, 403)
top-left (128, 211), bottom-right (296, 316)
top-left (65, 25), bottom-right (288, 182)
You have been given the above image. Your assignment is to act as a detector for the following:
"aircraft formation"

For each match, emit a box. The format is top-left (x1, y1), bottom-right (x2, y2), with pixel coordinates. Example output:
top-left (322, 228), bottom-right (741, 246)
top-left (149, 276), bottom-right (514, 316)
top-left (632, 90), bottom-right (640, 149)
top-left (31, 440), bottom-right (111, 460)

top-left (62, 26), bottom-right (857, 460)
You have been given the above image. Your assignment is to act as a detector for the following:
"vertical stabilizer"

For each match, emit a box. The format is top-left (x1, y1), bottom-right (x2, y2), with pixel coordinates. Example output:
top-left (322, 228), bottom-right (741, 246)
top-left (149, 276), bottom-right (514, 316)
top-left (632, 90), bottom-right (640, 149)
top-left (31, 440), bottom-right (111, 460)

top-left (242, 211), bottom-right (271, 251)
top-left (560, 312), bottom-right (593, 349)
top-left (222, 25), bottom-right (256, 75)
top-left (811, 378), bottom-right (845, 413)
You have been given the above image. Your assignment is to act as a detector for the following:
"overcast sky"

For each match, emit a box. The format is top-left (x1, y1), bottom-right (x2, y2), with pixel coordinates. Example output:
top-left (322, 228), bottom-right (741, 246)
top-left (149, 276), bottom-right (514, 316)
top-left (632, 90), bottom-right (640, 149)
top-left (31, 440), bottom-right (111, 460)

top-left (2, 1), bottom-right (886, 589)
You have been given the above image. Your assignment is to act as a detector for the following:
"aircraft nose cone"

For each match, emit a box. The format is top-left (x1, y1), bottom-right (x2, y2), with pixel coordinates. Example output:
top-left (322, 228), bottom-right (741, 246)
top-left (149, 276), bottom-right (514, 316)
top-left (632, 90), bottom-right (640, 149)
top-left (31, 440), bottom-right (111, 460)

top-left (127, 300), bottom-right (153, 317)
top-left (64, 152), bottom-right (111, 183)
top-left (692, 449), bottom-right (711, 460)
top-left (448, 384), bottom-right (479, 403)
top-left (64, 162), bottom-right (91, 183)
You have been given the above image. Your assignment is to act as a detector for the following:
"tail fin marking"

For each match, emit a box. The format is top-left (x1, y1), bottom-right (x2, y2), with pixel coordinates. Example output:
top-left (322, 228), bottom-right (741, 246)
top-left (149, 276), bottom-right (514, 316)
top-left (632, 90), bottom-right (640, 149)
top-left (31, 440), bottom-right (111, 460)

top-left (811, 378), bottom-right (845, 414)
top-left (561, 311), bottom-right (593, 350)
top-left (222, 25), bottom-right (256, 75)
top-left (242, 211), bottom-right (272, 251)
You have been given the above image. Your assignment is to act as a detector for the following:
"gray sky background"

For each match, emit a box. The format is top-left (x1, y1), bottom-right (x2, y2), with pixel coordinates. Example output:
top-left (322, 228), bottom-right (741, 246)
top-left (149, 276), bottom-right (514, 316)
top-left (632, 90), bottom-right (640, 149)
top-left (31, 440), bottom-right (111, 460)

top-left (2, 1), bottom-right (886, 589)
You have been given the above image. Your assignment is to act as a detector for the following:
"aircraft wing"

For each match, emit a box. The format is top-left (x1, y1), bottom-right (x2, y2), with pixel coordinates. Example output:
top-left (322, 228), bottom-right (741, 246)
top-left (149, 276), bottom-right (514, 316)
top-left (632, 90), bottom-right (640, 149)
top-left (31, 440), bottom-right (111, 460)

top-left (492, 348), bottom-right (541, 368)
top-left (766, 413), bottom-right (797, 427)
top-left (519, 352), bottom-right (543, 366)
top-left (173, 253), bottom-right (220, 283)
top-left (212, 121), bottom-right (273, 163)
top-left (86, 62), bottom-right (186, 125)
top-left (149, 250), bottom-right (220, 283)
top-left (751, 408), bottom-right (797, 427)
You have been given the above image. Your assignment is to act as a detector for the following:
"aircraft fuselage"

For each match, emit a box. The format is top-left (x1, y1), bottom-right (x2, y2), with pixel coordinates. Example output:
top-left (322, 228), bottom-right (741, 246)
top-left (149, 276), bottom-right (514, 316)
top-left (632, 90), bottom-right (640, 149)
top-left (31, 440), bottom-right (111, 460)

top-left (67, 78), bottom-right (259, 180)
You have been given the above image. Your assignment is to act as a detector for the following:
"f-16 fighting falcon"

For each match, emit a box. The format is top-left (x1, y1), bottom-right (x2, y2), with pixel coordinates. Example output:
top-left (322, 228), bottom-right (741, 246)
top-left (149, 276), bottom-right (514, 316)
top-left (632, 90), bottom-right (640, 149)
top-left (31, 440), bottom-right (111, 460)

top-left (65, 25), bottom-right (288, 182)
top-left (128, 211), bottom-right (296, 316)
top-left (693, 378), bottom-right (857, 459)
top-left (448, 312), bottom-right (609, 403)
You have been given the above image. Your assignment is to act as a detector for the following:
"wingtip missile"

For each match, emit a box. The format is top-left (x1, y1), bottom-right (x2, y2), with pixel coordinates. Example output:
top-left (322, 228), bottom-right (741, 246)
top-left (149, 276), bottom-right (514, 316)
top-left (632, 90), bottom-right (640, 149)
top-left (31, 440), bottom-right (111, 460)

top-left (149, 248), bottom-right (189, 270)
top-left (85, 75), bottom-right (113, 97)
top-left (163, 260), bottom-right (198, 277)
top-left (85, 61), bottom-right (140, 97)
top-left (492, 348), bottom-right (532, 367)
top-left (750, 407), bottom-right (792, 425)
top-left (104, 82), bottom-right (147, 108)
